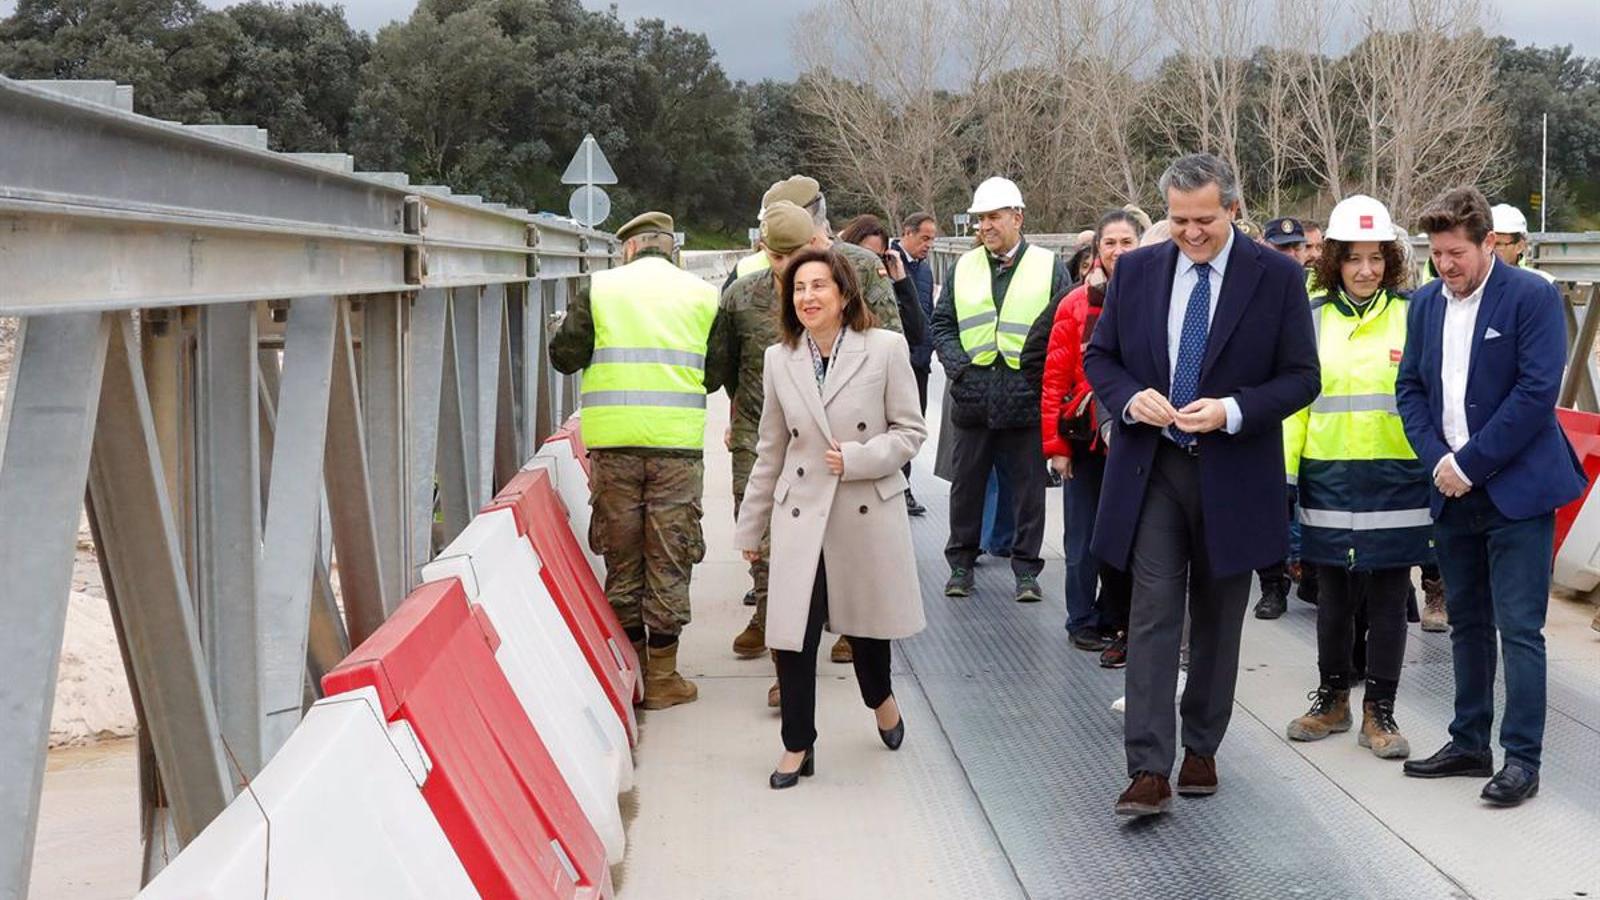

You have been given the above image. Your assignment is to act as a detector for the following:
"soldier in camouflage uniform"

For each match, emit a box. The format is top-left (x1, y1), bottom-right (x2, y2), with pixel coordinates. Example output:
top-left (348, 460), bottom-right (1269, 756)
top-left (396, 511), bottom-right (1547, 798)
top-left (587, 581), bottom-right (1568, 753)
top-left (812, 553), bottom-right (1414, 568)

top-left (715, 180), bottom-right (903, 705)
top-left (550, 210), bottom-right (730, 710)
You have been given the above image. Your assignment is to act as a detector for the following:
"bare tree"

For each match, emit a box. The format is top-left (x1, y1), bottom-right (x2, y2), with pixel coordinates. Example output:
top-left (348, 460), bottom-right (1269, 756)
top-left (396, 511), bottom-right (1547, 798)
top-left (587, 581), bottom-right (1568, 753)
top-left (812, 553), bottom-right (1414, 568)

top-left (1272, 0), bottom-right (1354, 204)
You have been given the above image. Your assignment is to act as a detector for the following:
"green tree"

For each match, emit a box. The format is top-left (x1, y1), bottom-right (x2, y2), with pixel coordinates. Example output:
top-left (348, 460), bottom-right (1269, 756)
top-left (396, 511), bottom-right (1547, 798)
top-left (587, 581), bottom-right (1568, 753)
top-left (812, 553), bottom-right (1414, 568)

top-left (1493, 39), bottom-right (1600, 229)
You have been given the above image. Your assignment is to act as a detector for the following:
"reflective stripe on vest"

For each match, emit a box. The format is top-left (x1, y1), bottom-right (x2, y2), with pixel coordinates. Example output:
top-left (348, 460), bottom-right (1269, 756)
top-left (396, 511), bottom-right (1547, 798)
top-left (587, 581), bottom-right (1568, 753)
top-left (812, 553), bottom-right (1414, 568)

top-left (1298, 507), bottom-right (1433, 530)
top-left (735, 253), bottom-right (770, 279)
top-left (951, 244), bottom-right (1055, 368)
top-left (1297, 291), bottom-right (1415, 464)
top-left (582, 256), bottom-right (719, 450)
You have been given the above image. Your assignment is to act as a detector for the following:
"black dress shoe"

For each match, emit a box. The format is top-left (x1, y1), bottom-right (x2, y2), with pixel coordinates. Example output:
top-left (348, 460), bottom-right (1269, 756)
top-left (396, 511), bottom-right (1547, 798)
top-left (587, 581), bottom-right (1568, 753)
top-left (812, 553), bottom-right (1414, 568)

top-left (905, 492), bottom-right (927, 517)
top-left (1402, 742), bottom-right (1493, 779)
top-left (1481, 764), bottom-right (1539, 806)
top-left (1254, 584), bottom-right (1288, 619)
top-left (769, 748), bottom-right (815, 790)
top-left (879, 714), bottom-right (905, 750)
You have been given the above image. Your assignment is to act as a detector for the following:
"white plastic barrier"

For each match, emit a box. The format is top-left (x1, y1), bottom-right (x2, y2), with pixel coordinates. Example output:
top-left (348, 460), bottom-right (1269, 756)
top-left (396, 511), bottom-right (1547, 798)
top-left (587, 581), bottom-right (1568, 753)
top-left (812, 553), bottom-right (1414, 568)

top-left (529, 437), bottom-right (604, 582)
top-left (138, 687), bottom-right (477, 899)
top-left (423, 508), bottom-right (631, 863)
top-left (1555, 486), bottom-right (1600, 592)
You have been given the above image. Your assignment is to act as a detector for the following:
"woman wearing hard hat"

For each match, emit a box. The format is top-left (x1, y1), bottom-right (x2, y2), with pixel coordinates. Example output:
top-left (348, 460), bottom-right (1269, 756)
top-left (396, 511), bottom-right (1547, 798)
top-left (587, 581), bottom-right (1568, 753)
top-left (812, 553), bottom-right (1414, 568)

top-left (1281, 195), bottom-right (1431, 761)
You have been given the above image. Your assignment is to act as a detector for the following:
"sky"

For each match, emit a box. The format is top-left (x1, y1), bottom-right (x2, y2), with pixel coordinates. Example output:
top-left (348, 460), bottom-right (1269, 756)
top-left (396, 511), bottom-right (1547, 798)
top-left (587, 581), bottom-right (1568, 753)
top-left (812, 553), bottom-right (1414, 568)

top-left (0, 0), bottom-right (1595, 77)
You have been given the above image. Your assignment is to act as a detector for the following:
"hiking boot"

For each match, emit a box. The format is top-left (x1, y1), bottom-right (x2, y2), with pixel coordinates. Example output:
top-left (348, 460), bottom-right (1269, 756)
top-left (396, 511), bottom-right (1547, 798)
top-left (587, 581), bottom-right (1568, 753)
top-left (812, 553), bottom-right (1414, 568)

top-left (1015, 574), bottom-right (1043, 603)
top-left (1099, 632), bottom-right (1128, 669)
top-left (830, 635), bottom-right (853, 664)
top-left (1254, 578), bottom-right (1288, 619)
top-left (642, 641), bottom-right (698, 710)
top-left (1115, 772), bottom-right (1172, 817)
top-left (1421, 577), bottom-right (1449, 632)
top-left (944, 567), bottom-right (975, 597)
top-left (905, 491), bottom-right (927, 517)
top-left (1286, 686), bottom-right (1351, 741)
top-left (732, 621), bottom-right (766, 659)
top-left (1359, 698), bottom-right (1411, 759)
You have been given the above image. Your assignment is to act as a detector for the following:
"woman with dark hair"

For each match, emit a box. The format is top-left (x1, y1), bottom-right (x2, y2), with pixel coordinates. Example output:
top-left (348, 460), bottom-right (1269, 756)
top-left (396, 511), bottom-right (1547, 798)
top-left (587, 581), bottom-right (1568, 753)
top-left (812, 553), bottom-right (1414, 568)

top-left (840, 213), bottom-right (928, 349)
top-left (1039, 209), bottom-right (1142, 663)
top-left (733, 247), bottom-right (928, 789)
top-left (1283, 195), bottom-right (1429, 761)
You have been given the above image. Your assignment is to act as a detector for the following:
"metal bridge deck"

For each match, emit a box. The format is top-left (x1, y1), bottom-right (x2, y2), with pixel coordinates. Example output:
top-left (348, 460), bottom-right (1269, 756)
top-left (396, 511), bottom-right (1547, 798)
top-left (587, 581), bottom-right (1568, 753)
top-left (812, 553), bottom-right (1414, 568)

top-left (618, 381), bottom-right (1600, 900)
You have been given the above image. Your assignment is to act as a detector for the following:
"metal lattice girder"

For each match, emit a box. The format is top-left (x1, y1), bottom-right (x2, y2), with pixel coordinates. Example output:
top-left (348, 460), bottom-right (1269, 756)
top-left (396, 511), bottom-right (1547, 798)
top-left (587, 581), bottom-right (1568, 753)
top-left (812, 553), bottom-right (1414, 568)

top-left (437, 289), bottom-right (475, 538)
top-left (325, 300), bottom-right (388, 645)
top-left (0, 312), bottom-right (111, 900)
top-left (407, 289), bottom-right (450, 585)
top-left (85, 313), bottom-right (234, 845)
top-left (475, 284), bottom-right (506, 503)
top-left (361, 294), bottom-right (410, 607)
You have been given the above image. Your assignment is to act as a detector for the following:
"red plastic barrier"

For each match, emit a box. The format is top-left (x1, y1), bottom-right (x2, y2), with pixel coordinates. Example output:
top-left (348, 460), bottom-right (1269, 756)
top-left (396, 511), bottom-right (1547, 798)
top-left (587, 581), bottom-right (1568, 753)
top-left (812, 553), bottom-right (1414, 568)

top-left (1556, 408), bottom-right (1600, 554)
top-left (550, 414), bottom-right (591, 480)
top-left (485, 468), bottom-right (643, 736)
top-left (322, 580), bottom-right (612, 900)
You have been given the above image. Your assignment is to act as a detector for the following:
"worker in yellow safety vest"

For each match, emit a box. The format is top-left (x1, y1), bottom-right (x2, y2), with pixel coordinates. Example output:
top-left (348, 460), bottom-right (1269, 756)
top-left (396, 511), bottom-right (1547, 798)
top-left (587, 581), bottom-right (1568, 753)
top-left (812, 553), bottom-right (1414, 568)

top-left (1490, 204), bottom-right (1557, 285)
top-left (930, 176), bottom-right (1071, 603)
top-left (1281, 194), bottom-right (1433, 760)
top-left (550, 210), bottom-right (730, 710)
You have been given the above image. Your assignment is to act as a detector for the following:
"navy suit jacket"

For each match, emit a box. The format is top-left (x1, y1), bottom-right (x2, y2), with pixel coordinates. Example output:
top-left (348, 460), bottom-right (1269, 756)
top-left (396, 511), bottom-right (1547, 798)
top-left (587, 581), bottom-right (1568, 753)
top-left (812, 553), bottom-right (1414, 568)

top-left (1083, 230), bottom-right (1321, 577)
top-left (1395, 261), bottom-right (1586, 520)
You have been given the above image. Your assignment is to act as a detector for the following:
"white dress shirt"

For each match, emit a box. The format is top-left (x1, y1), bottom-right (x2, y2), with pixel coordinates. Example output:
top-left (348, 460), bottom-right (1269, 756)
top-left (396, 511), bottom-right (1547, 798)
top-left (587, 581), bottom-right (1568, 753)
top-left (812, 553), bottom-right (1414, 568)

top-left (1438, 258), bottom-right (1495, 485)
top-left (1124, 229), bottom-right (1243, 434)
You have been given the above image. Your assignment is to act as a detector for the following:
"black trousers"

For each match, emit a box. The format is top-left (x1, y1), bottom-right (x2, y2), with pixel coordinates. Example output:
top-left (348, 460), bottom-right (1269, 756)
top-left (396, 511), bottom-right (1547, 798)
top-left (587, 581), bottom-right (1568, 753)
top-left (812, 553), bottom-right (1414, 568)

top-left (945, 423), bottom-right (1047, 576)
top-left (1098, 563), bottom-right (1133, 633)
top-left (904, 365), bottom-right (931, 481)
top-left (775, 557), bottom-right (893, 752)
top-left (1315, 565), bottom-right (1409, 699)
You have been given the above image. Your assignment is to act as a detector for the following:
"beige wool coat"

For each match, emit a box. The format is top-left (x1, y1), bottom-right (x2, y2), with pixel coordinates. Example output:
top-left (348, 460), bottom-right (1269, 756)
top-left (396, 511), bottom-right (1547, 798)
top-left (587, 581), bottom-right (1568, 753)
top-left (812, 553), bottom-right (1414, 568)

top-left (734, 327), bottom-right (928, 653)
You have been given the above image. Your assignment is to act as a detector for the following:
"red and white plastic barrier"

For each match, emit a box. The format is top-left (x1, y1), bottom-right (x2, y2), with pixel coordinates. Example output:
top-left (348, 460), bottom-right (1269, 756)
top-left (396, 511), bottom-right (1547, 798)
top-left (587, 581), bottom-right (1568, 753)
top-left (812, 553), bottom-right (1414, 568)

top-left (486, 468), bottom-right (644, 726)
top-left (1553, 408), bottom-right (1600, 591)
top-left (527, 415), bottom-right (603, 582)
top-left (323, 580), bottom-right (613, 900)
top-left (138, 687), bottom-right (477, 899)
top-left (423, 508), bottom-right (631, 862)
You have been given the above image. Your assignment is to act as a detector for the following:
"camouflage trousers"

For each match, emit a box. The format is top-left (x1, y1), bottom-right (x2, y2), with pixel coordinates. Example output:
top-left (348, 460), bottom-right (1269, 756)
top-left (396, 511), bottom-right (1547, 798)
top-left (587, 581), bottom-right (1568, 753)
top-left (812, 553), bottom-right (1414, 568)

top-left (588, 451), bottom-right (706, 637)
top-left (731, 447), bottom-right (771, 629)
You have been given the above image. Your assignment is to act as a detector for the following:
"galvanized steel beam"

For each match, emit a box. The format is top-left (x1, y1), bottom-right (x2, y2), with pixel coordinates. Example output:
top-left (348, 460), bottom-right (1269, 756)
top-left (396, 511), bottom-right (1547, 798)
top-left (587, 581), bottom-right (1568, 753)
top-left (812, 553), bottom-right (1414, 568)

top-left (324, 300), bottom-right (388, 645)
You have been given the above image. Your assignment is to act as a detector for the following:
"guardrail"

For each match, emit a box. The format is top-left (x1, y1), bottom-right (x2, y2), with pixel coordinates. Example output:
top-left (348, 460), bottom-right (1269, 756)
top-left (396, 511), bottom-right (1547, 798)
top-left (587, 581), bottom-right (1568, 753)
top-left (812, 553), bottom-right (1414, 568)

top-left (0, 76), bottom-right (624, 896)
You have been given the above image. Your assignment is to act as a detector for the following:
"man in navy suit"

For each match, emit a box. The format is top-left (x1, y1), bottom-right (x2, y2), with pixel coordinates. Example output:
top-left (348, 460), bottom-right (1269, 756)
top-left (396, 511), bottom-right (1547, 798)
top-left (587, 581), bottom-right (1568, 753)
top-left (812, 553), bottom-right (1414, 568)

top-left (1085, 154), bottom-right (1321, 816)
top-left (1395, 186), bottom-right (1585, 806)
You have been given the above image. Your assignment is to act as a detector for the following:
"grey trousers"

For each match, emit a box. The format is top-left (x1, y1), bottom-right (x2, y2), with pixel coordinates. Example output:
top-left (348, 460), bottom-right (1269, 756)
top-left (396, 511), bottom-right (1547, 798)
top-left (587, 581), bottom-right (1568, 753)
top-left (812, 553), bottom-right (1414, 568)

top-left (1124, 442), bottom-right (1253, 778)
top-left (943, 423), bottom-right (1047, 577)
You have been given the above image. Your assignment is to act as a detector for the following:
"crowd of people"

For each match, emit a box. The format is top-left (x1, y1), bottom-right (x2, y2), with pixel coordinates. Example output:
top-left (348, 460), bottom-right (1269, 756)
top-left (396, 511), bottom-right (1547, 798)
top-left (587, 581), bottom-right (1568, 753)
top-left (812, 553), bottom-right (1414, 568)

top-left (549, 153), bottom-right (1584, 813)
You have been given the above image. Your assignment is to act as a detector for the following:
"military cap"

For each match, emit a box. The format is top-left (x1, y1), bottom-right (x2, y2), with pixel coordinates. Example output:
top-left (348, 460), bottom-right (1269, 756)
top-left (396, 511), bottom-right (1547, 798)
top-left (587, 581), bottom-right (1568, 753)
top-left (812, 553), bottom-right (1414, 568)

top-left (616, 210), bottom-right (674, 243)
top-left (761, 175), bottom-right (821, 212)
top-left (760, 201), bottom-right (814, 254)
top-left (1263, 216), bottom-right (1306, 246)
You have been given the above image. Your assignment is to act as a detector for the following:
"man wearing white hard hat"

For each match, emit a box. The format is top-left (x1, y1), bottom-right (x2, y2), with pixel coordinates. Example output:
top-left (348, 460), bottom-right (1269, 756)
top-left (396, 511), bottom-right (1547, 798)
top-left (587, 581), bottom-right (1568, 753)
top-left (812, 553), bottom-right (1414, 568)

top-left (931, 176), bottom-right (1071, 602)
top-left (1490, 204), bottom-right (1557, 284)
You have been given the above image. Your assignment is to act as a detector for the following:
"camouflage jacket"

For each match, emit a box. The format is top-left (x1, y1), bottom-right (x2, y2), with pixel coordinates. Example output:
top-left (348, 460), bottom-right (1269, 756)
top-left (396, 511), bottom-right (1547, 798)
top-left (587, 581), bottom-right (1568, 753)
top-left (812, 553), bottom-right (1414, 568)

top-left (716, 241), bottom-right (903, 452)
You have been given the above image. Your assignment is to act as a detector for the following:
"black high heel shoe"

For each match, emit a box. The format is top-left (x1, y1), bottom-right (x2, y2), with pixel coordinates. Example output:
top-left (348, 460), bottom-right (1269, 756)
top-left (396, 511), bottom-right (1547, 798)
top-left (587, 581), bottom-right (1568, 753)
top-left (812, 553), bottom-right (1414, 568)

top-left (879, 711), bottom-right (905, 750)
top-left (769, 748), bottom-right (815, 790)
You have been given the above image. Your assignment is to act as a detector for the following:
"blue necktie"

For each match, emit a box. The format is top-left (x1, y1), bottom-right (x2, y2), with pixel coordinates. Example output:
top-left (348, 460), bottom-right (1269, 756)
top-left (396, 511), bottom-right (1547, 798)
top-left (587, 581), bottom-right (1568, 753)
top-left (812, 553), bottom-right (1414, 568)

top-left (1169, 262), bottom-right (1211, 446)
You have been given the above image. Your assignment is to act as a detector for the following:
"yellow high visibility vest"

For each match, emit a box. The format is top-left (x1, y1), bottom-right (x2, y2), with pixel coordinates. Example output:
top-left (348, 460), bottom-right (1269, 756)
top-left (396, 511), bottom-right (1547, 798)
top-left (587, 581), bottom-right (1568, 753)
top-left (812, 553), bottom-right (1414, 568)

top-left (735, 253), bottom-right (770, 279)
top-left (951, 245), bottom-right (1055, 368)
top-left (581, 256), bottom-right (719, 450)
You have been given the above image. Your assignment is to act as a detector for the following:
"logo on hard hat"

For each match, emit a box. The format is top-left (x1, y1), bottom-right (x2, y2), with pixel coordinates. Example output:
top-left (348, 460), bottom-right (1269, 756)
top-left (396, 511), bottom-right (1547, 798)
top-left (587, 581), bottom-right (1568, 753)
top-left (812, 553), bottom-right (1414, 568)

top-left (1360, 215), bottom-right (1373, 229)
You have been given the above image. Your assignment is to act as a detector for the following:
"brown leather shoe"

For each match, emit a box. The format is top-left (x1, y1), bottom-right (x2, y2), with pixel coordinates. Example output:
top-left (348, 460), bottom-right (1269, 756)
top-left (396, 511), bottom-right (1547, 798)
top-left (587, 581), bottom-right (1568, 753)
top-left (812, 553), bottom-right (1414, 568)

top-left (732, 621), bottom-right (766, 658)
top-left (1176, 752), bottom-right (1218, 796)
top-left (1115, 772), bottom-right (1172, 817)
top-left (1420, 577), bottom-right (1449, 632)
top-left (830, 635), bottom-right (853, 664)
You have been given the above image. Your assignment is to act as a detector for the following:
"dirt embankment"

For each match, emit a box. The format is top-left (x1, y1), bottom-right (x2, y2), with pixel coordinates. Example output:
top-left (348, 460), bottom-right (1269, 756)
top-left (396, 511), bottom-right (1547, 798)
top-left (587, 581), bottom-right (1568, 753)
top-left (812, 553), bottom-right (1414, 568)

top-left (0, 318), bottom-right (136, 747)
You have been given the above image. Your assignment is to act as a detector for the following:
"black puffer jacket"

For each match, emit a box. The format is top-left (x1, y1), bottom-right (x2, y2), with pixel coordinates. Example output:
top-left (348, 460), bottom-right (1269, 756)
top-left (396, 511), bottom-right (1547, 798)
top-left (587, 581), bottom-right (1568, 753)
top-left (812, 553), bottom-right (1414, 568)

top-left (932, 238), bottom-right (1073, 429)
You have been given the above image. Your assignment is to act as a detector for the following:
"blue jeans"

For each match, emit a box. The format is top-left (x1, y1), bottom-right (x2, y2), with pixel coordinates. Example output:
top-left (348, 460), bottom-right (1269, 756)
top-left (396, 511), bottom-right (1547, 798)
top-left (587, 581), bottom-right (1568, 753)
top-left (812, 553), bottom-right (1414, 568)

top-left (1063, 447), bottom-right (1104, 635)
top-left (982, 467), bottom-right (1015, 554)
top-left (1432, 491), bottom-right (1554, 770)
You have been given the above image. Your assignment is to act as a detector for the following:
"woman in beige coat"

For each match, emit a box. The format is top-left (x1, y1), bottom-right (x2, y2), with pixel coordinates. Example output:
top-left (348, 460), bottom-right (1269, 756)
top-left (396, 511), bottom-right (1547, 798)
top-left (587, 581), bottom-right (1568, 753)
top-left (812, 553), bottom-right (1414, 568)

top-left (734, 247), bottom-right (928, 789)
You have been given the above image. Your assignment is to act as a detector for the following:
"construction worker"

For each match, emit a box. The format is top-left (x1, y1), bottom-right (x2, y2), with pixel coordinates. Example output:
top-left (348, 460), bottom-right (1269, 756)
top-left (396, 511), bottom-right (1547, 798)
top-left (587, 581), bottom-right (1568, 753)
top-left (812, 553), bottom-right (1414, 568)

top-left (1491, 204), bottom-right (1557, 284)
top-left (549, 211), bottom-right (728, 710)
top-left (932, 176), bottom-right (1070, 602)
top-left (718, 182), bottom-right (902, 706)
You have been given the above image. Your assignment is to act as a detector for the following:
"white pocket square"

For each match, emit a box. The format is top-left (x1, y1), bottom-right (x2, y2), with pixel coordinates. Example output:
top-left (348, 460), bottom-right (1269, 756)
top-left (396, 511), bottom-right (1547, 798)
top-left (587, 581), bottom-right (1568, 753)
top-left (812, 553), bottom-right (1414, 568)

top-left (1485, 328), bottom-right (1502, 340)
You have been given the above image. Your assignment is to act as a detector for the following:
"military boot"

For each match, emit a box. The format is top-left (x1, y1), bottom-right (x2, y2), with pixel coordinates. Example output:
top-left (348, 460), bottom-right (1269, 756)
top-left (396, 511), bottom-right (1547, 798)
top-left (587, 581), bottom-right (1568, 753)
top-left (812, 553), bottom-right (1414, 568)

top-left (642, 641), bottom-right (698, 710)
top-left (732, 619), bottom-right (766, 658)
top-left (630, 638), bottom-right (647, 706)
top-left (1286, 686), bottom-right (1351, 741)
top-left (1254, 575), bottom-right (1289, 619)
top-left (1359, 698), bottom-right (1411, 759)
top-left (1420, 577), bottom-right (1449, 633)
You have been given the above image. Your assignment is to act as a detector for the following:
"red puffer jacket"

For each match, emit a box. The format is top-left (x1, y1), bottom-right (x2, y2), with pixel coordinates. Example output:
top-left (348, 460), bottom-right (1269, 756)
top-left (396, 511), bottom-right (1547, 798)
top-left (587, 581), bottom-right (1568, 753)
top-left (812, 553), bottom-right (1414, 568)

top-left (1039, 281), bottom-right (1103, 459)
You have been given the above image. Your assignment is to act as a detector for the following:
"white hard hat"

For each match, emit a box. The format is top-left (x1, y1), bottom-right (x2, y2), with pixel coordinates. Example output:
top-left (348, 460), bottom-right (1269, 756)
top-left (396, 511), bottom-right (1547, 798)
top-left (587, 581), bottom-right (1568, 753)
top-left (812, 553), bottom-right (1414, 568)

top-left (968, 176), bottom-right (1025, 214)
top-left (1491, 203), bottom-right (1529, 235)
top-left (1324, 194), bottom-right (1395, 242)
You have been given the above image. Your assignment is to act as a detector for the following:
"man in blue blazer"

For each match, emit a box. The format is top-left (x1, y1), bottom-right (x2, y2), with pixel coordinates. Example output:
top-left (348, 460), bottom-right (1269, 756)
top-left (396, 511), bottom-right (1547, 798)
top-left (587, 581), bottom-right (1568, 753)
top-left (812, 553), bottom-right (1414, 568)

top-left (1085, 154), bottom-right (1320, 816)
top-left (1395, 186), bottom-right (1585, 806)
